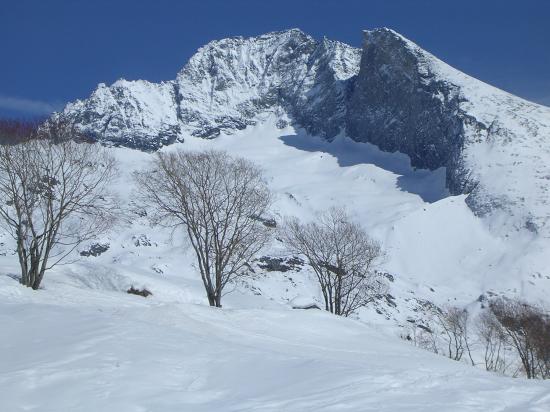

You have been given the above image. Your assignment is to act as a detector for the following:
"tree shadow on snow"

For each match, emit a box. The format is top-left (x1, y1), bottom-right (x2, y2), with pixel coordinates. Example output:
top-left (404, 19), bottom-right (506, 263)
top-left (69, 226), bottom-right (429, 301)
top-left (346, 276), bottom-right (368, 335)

top-left (279, 132), bottom-right (449, 203)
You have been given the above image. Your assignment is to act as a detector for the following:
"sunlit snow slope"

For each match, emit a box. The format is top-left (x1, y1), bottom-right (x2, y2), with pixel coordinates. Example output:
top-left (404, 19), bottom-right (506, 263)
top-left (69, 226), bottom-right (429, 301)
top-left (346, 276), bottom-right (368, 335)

top-left (2, 279), bottom-right (550, 412)
top-left (2, 121), bottom-right (550, 410)
top-left (2, 121), bottom-right (549, 319)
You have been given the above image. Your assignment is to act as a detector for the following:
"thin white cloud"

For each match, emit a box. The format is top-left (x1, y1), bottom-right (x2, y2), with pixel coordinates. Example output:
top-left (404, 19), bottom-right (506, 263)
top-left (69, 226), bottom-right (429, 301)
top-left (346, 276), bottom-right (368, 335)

top-left (0, 95), bottom-right (63, 115)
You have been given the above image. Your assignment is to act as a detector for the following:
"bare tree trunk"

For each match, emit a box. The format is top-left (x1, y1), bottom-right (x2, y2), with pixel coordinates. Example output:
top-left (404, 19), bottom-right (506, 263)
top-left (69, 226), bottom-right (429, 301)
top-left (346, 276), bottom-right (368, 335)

top-left (0, 131), bottom-right (119, 291)
top-left (282, 208), bottom-right (385, 318)
top-left (134, 149), bottom-right (271, 308)
top-left (207, 290), bottom-right (216, 307)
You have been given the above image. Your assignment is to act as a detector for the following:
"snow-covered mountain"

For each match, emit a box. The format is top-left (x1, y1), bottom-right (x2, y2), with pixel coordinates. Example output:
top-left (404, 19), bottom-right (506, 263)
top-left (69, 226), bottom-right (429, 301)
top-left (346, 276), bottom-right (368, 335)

top-left (54, 29), bottom-right (360, 149)
top-left (175, 29), bottom-right (360, 139)
top-left (5, 26), bottom-right (550, 411)
top-left (51, 28), bottom-right (550, 236)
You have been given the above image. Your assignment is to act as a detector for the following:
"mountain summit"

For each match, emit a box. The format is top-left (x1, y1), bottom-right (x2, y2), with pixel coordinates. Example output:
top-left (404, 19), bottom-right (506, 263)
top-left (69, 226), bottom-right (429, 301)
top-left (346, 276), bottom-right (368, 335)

top-left (50, 28), bottom-right (550, 234)
top-left (53, 29), bottom-right (360, 149)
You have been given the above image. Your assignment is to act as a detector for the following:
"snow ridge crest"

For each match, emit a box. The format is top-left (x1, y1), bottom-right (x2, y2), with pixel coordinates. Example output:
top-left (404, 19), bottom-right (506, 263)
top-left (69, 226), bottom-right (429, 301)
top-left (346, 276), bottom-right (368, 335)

top-left (54, 29), bottom-right (360, 149)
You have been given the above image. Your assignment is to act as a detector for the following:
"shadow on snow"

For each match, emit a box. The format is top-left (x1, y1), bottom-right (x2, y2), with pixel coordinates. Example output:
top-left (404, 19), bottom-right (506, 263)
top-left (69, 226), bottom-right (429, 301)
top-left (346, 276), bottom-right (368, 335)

top-left (279, 132), bottom-right (449, 203)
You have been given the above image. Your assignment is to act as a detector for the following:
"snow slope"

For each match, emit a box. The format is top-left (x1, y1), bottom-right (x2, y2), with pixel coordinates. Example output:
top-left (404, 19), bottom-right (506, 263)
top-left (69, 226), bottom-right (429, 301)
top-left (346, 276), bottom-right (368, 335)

top-left (3, 120), bottom-right (550, 409)
top-left (2, 273), bottom-right (550, 411)
top-left (4, 120), bottom-right (550, 321)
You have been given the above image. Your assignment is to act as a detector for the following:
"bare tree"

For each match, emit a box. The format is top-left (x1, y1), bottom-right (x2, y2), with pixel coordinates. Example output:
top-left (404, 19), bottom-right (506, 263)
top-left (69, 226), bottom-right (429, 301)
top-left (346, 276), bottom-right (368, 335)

top-left (283, 207), bottom-right (385, 317)
top-left (134, 149), bottom-right (271, 307)
top-left (476, 310), bottom-right (509, 373)
top-left (490, 298), bottom-right (550, 379)
top-left (435, 306), bottom-right (475, 364)
top-left (403, 322), bottom-right (440, 355)
top-left (0, 128), bottom-right (118, 289)
top-left (533, 313), bottom-right (550, 379)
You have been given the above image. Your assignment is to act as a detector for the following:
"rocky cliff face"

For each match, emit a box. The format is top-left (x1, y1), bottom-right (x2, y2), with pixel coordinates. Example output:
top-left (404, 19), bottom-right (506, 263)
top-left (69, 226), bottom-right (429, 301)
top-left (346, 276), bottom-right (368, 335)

top-left (175, 29), bottom-right (360, 140)
top-left (51, 28), bottom-right (550, 234)
top-left (346, 29), bottom-right (466, 190)
top-left (53, 80), bottom-right (180, 150)
top-left (52, 29), bottom-right (360, 149)
top-left (347, 28), bottom-right (550, 233)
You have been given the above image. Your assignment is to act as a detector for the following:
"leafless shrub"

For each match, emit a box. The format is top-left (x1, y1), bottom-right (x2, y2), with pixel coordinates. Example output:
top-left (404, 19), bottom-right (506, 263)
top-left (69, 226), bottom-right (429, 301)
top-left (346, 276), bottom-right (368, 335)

top-left (533, 316), bottom-right (550, 379)
top-left (475, 310), bottom-right (510, 374)
top-left (134, 149), bottom-right (271, 307)
top-left (433, 306), bottom-right (475, 364)
top-left (0, 124), bottom-right (118, 289)
top-left (282, 207), bottom-right (386, 317)
top-left (490, 298), bottom-right (550, 379)
top-left (403, 322), bottom-right (439, 355)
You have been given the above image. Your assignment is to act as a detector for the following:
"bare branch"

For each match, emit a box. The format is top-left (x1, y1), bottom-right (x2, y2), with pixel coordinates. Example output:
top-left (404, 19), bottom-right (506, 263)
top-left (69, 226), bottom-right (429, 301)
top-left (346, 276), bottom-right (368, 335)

top-left (0, 121), bottom-right (119, 289)
top-left (134, 149), bottom-right (271, 307)
top-left (282, 207), bottom-right (385, 317)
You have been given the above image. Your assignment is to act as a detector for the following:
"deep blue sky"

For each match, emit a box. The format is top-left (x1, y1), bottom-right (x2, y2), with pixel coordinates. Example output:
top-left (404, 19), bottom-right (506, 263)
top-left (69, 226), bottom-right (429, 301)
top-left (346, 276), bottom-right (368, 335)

top-left (1, 0), bottom-right (549, 117)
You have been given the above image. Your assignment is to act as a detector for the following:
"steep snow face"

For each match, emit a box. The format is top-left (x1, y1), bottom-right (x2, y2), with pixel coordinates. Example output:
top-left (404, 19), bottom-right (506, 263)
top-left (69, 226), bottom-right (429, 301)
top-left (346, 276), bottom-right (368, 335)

top-left (53, 80), bottom-right (180, 150)
top-left (56, 29), bottom-right (360, 146)
top-left (347, 28), bottom-right (550, 234)
top-left (174, 29), bottom-right (360, 138)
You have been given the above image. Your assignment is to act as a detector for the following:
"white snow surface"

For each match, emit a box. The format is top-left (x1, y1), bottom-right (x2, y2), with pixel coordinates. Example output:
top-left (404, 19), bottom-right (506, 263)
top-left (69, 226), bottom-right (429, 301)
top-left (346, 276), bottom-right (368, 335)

top-left (2, 121), bottom-right (550, 410)
top-left (2, 280), bottom-right (550, 411)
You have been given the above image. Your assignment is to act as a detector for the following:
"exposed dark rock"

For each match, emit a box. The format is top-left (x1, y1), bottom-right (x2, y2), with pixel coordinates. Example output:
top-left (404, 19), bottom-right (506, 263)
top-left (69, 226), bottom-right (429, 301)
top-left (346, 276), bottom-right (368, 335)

top-left (347, 28), bottom-right (468, 194)
top-left (133, 234), bottom-right (154, 247)
top-left (292, 302), bottom-right (321, 310)
top-left (257, 256), bottom-right (304, 272)
top-left (80, 243), bottom-right (110, 257)
top-left (380, 272), bottom-right (395, 283)
top-left (384, 294), bottom-right (397, 308)
top-left (250, 215), bottom-right (277, 228)
top-left (127, 286), bottom-right (152, 298)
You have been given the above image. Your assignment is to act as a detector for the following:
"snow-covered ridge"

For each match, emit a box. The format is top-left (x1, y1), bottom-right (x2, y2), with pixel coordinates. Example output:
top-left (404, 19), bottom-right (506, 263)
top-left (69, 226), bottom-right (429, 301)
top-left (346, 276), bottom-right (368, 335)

top-left (52, 27), bottom-right (550, 234)
top-left (59, 79), bottom-right (180, 150)
top-left (53, 29), bottom-right (360, 148)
